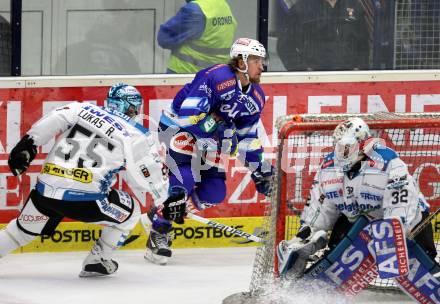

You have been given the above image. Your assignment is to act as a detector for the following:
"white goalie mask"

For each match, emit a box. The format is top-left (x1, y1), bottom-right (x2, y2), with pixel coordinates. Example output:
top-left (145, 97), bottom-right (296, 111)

top-left (333, 118), bottom-right (371, 171)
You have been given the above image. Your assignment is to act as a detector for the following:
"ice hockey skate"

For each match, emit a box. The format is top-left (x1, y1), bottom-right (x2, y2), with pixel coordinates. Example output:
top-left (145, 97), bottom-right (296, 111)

top-left (144, 229), bottom-right (172, 266)
top-left (79, 242), bottom-right (118, 277)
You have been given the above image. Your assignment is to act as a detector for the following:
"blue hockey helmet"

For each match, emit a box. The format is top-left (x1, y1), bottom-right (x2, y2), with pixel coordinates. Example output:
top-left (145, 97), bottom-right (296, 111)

top-left (106, 83), bottom-right (143, 117)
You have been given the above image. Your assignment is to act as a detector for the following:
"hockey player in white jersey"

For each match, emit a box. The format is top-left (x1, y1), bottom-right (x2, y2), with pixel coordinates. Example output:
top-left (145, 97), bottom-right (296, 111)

top-left (0, 83), bottom-right (185, 277)
top-left (277, 118), bottom-right (438, 301)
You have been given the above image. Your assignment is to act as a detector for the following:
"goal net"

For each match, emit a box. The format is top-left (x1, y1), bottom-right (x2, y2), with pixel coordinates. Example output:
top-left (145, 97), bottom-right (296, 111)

top-left (249, 112), bottom-right (440, 296)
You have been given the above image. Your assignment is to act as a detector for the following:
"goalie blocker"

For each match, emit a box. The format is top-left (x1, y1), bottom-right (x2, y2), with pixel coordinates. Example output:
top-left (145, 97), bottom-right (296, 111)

top-left (279, 217), bottom-right (440, 303)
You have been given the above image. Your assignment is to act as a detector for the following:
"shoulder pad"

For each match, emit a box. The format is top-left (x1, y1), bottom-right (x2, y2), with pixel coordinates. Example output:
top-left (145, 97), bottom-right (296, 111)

top-left (386, 158), bottom-right (410, 189)
top-left (215, 77), bottom-right (237, 93)
top-left (203, 64), bottom-right (229, 76)
top-left (371, 144), bottom-right (398, 161)
top-left (204, 64), bottom-right (232, 80)
top-left (209, 66), bottom-right (237, 93)
top-left (365, 143), bottom-right (398, 171)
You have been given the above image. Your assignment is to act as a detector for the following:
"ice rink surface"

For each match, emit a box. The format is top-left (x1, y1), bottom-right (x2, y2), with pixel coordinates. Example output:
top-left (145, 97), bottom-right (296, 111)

top-left (0, 247), bottom-right (415, 304)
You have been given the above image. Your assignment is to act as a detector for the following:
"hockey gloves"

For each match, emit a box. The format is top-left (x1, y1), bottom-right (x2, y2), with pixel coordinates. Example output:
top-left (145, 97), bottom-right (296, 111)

top-left (8, 135), bottom-right (38, 176)
top-left (277, 230), bottom-right (328, 278)
top-left (250, 163), bottom-right (274, 196)
top-left (161, 187), bottom-right (187, 224)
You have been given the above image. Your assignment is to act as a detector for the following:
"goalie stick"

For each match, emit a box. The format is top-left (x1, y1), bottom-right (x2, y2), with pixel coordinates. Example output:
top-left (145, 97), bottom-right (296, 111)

top-left (409, 207), bottom-right (440, 240)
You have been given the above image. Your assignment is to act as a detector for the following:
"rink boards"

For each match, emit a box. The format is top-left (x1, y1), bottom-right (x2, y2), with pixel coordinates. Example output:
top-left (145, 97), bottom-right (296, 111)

top-left (2, 212), bottom-right (440, 253)
top-left (1, 71), bottom-right (440, 252)
top-left (0, 216), bottom-right (264, 252)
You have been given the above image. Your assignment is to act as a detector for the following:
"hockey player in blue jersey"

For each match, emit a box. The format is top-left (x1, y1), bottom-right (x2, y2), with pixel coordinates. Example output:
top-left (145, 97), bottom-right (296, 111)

top-left (277, 118), bottom-right (439, 302)
top-left (143, 38), bottom-right (273, 265)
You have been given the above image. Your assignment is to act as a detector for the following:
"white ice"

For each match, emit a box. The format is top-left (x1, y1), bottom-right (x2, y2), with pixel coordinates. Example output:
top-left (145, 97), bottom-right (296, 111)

top-left (0, 247), bottom-right (414, 304)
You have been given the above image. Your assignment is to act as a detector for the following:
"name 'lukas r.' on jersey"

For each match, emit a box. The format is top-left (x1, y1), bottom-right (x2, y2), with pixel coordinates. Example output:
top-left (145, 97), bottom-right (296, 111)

top-left (77, 104), bottom-right (128, 137)
top-left (26, 101), bottom-right (168, 203)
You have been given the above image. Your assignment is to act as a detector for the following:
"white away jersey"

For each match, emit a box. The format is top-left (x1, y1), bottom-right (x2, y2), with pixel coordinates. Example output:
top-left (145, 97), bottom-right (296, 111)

top-left (29, 102), bottom-right (168, 204)
top-left (301, 142), bottom-right (428, 234)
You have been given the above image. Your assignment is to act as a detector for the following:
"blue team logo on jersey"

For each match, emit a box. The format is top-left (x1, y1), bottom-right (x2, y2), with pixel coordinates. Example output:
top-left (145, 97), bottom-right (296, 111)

top-left (198, 83), bottom-right (212, 98)
top-left (197, 97), bottom-right (210, 112)
top-left (244, 97), bottom-right (259, 115)
top-left (220, 90), bottom-right (235, 101)
top-left (336, 201), bottom-right (381, 213)
top-left (220, 103), bottom-right (240, 118)
top-left (237, 93), bottom-right (248, 103)
top-left (360, 192), bottom-right (383, 201)
top-left (326, 190), bottom-right (341, 199)
top-left (216, 78), bottom-right (236, 91)
top-left (325, 189), bottom-right (344, 199)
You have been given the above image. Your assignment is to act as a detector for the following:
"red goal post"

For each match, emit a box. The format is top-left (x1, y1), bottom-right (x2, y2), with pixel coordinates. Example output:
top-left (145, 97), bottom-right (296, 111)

top-left (249, 112), bottom-right (440, 294)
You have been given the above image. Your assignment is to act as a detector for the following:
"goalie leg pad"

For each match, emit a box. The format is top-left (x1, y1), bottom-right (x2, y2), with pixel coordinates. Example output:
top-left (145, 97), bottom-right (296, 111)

top-left (370, 218), bottom-right (409, 279)
top-left (305, 216), bottom-right (379, 296)
top-left (394, 240), bottom-right (440, 303)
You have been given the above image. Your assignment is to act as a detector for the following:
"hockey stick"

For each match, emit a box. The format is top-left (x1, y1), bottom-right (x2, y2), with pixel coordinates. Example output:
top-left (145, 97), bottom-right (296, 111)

top-left (408, 207), bottom-right (440, 240)
top-left (123, 212), bottom-right (264, 246)
top-left (186, 212), bottom-right (263, 243)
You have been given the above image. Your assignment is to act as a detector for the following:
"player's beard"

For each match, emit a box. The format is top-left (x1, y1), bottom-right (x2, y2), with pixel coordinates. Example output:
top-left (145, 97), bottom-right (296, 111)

top-left (249, 75), bottom-right (261, 84)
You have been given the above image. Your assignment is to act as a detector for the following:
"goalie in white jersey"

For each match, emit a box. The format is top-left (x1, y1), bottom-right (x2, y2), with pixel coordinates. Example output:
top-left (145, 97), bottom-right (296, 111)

top-left (0, 83), bottom-right (184, 277)
top-left (278, 117), bottom-right (437, 281)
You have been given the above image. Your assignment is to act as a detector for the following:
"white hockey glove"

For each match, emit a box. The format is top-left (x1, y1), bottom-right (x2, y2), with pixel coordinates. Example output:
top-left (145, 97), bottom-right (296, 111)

top-left (277, 229), bottom-right (327, 279)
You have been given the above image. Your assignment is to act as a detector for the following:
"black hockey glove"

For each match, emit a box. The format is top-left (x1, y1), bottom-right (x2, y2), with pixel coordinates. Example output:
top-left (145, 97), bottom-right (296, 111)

top-left (162, 187), bottom-right (187, 224)
top-left (8, 135), bottom-right (38, 176)
top-left (250, 163), bottom-right (274, 197)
